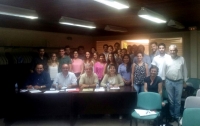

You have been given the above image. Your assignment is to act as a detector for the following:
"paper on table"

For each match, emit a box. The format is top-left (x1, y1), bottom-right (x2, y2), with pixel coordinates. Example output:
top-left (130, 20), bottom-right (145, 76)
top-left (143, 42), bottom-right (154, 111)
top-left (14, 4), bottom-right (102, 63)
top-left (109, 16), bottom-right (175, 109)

top-left (66, 88), bottom-right (79, 92)
top-left (20, 89), bottom-right (28, 92)
top-left (82, 88), bottom-right (93, 92)
top-left (94, 87), bottom-right (105, 92)
top-left (110, 87), bottom-right (120, 89)
top-left (29, 90), bottom-right (41, 93)
top-left (44, 91), bottom-right (59, 93)
top-left (135, 109), bottom-right (157, 116)
top-left (61, 87), bottom-right (67, 90)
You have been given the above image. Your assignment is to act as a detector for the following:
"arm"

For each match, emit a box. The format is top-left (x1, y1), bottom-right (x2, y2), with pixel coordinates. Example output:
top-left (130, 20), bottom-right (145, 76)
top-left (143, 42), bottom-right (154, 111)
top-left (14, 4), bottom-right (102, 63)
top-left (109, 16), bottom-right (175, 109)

top-left (144, 82), bottom-right (148, 92)
top-left (158, 82), bottom-right (163, 97)
top-left (131, 63), bottom-right (135, 86)
top-left (69, 73), bottom-right (77, 88)
top-left (103, 63), bottom-right (107, 74)
top-left (145, 63), bottom-right (149, 77)
top-left (68, 63), bottom-right (72, 72)
top-left (101, 74), bottom-right (108, 87)
top-left (115, 74), bottom-right (124, 87)
top-left (183, 58), bottom-right (188, 82)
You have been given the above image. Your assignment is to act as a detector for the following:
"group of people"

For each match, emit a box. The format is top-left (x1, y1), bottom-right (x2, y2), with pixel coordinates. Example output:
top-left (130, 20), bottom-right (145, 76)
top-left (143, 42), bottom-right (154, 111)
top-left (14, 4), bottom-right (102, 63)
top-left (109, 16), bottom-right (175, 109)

top-left (25, 42), bottom-right (187, 123)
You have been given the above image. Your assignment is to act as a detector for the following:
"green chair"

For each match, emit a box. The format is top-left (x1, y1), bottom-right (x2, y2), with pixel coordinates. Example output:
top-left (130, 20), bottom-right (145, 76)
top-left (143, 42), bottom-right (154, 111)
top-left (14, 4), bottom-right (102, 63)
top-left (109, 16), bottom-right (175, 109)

top-left (130, 92), bottom-right (162, 126)
top-left (186, 78), bottom-right (200, 95)
top-left (182, 108), bottom-right (200, 126)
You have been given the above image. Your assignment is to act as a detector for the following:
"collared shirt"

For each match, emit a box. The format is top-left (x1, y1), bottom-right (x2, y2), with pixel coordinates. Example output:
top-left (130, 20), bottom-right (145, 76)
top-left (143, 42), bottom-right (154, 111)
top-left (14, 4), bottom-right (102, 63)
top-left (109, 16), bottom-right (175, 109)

top-left (103, 52), bottom-right (109, 61)
top-left (31, 56), bottom-right (48, 72)
top-left (133, 54), bottom-right (151, 69)
top-left (150, 50), bottom-right (160, 62)
top-left (151, 54), bottom-right (171, 80)
top-left (118, 63), bottom-right (131, 81)
top-left (163, 56), bottom-right (188, 82)
top-left (25, 71), bottom-right (51, 89)
top-left (53, 72), bottom-right (77, 87)
top-left (79, 73), bottom-right (98, 85)
top-left (58, 56), bottom-right (72, 72)
top-left (101, 74), bottom-right (124, 87)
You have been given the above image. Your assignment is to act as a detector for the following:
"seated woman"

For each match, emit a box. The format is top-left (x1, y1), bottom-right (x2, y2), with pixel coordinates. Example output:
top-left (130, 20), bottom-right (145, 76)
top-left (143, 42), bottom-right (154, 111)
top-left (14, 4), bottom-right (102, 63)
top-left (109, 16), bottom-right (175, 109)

top-left (101, 64), bottom-right (124, 87)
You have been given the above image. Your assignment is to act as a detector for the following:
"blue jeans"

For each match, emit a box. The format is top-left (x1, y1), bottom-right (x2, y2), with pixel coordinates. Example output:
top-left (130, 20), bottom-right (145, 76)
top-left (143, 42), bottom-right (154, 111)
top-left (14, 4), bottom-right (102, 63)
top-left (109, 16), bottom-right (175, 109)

top-left (134, 84), bottom-right (144, 93)
top-left (165, 79), bottom-right (183, 118)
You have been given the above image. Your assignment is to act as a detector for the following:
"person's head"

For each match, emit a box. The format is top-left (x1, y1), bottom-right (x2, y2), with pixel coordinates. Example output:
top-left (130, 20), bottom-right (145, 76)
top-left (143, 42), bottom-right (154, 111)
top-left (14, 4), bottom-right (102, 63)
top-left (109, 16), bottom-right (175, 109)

top-left (65, 45), bottom-right (70, 55)
top-left (108, 53), bottom-right (115, 62)
top-left (158, 43), bottom-right (166, 54)
top-left (38, 48), bottom-right (45, 57)
top-left (169, 44), bottom-right (178, 58)
top-left (85, 51), bottom-right (91, 59)
top-left (85, 65), bottom-right (93, 75)
top-left (59, 48), bottom-right (65, 57)
top-left (91, 47), bottom-right (96, 54)
top-left (103, 44), bottom-right (108, 52)
top-left (108, 64), bottom-right (117, 75)
top-left (99, 53), bottom-right (106, 63)
top-left (50, 53), bottom-right (57, 61)
top-left (108, 45), bottom-right (113, 53)
top-left (62, 64), bottom-right (69, 75)
top-left (73, 50), bottom-right (79, 58)
top-left (137, 52), bottom-right (143, 62)
top-left (117, 49), bottom-right (122, 56)
top-left (132, 45), bottom-right (138, 54)
top-left (122, 54), bottom-right (131, 64)
top-left (78, 46), bottom-right (84, 54)
top-left (121, 48), bottom-right (127, 57)
top-left (150, 42), bottom-right (158, 53)
top-left (137, 44), bottom-right (145, 53)
top-left (114, 42), bottom-right (120, 51)
top-left (127, 45), bottom-right (132, 53)
top-left (35, 64), bottom-right (44, 74)
top-left (150, 65), bottom-right (159, 77)
top-left (93, 52), bottom-right (98, 60)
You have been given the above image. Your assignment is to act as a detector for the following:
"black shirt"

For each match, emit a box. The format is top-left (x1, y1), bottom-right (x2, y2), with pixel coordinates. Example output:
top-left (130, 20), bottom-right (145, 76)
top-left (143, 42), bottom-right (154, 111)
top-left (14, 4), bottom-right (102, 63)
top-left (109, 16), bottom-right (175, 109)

top-left (144, 76), bottom-right (162, 93)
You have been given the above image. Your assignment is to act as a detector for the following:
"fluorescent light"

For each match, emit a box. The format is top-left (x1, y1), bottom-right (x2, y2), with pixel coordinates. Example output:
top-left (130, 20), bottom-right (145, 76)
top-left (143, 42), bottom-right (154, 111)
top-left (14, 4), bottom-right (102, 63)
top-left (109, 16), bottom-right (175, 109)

top-left (126, 39), bottom-right (149, 44)
top-left (94, 0), bottom-right (129, 10)
top-left (59, 16), bottom-right (96, 29)
top-left (138, 7), bottom-right (166, 23)
top-left (0, 4), bottom-right (38, 19)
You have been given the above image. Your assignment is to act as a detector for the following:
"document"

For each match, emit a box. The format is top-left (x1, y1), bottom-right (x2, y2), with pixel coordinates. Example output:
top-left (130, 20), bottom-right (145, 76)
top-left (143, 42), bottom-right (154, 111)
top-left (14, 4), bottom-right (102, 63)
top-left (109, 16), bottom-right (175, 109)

top-left (29, 90), bottom-right (41, 93)
top-left (82, 88), bottom-right (93, 92)
top-left (20, 89), bottom-right (28, 92)
top-left (135, 109), bottom-right (157, 116)
top-left (66, 88), bottom-right (80, 92)
top-left (44, 91), bottom-right (59, 93)
top-left (110, 87), bottom-right (120, 89)
top-left (61, 87), bottom-right (68, 90)
top-left (94, 87), bottom-right (105, 92)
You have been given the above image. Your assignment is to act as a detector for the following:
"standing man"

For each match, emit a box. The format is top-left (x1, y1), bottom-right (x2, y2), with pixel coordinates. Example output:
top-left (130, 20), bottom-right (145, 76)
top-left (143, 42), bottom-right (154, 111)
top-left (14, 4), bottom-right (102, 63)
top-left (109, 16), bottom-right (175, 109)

top-left (58, 48), bottom-right (72, 72)
top-left (78, 46), bottom-right (85, 60)
top-left (151, 43), bottom-right (170, 80)
top-left (103, 44), bottom-right (108, 61)
top-left (149, 42), bottom-right (159, 62)
top-left (113, 42), bottom-right (120, 54)
top-left (65, 45), bottom-right (71, 58)
top-left (163, 44), bottom-right (188, 122)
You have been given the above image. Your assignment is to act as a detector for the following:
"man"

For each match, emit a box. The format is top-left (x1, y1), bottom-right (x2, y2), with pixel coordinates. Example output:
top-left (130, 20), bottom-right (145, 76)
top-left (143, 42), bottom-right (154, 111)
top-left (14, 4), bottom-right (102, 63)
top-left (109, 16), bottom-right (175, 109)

top-left (113, 42), bottom-right (120, 54)
top-left (79, 65), bottom-right (98, 88)
top-left (149, 42), bottom-right (159, 62)
top-left (78, 46), bottom-right (85, 60)
top-left (58, 48), bottom-right (72, 72)
top-left (103, 44), bottom-right (108, 61)
top-left (163, 44), bottom-right (188, 122)
top-left (151, 43), bottom-right (170, 80)
top-left (26, 64), bottom-right (51, 89)
top-left (53, 64), bottom-right (77, 89)
top-left (65, 45), bottom-right (71, 58)
top-left (133, 44), bottom-right (151, 69)
top-left (121, 48), bottom-right (127, 58)
top-left (30, 48), bottom-right (48, 73)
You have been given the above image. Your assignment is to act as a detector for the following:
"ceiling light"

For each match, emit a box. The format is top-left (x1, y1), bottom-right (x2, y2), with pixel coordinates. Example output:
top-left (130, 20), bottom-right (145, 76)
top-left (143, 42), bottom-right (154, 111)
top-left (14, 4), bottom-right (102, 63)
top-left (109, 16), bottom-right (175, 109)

top-left (138, 7), bottom-right (166, 23)
top-left (94, 0), bottom-right (129, 10)
top-left (104, 25), bottom-right (127, 32)
top-left (167, 19), bottom-right (185, 29)
top-left (59, 16), bottom-right (96, 29)
top-left (0, 4), bottom-right (38, 19)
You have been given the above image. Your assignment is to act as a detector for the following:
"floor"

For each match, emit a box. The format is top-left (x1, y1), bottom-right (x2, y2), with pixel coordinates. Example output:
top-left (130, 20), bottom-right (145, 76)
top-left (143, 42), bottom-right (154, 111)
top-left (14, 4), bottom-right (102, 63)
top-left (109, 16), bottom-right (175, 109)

top-left (0, 115), bottom-right (179, 126)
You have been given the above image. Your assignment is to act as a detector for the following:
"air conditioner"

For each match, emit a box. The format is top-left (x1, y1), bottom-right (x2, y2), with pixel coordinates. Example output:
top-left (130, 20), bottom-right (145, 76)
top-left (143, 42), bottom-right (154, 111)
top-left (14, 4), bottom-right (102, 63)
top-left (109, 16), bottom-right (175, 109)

top-left (104, 25), bottom-right (128, 32)
top-left (167, 20), bottom-right (185, 29)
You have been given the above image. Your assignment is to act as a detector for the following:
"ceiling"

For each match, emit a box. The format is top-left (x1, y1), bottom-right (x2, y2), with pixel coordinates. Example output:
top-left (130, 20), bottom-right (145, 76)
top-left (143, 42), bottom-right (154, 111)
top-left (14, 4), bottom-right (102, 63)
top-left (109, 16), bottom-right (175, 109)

top-left (0, 0), bottom-right (199, 36)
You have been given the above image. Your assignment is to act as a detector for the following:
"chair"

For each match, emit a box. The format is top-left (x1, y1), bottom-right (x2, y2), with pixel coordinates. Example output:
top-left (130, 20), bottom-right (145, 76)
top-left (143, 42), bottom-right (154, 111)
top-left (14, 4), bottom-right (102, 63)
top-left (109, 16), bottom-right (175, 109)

top-left (186, 78), bottom-right (200, 95)
top-left (179, 96), bottom-right (200, 125)
top-left (196, 89), bottom-right (200, 97)
top-left (182, 108), bottom-right (200, 126)
top-left (130, 92), bottom-right (162, 126)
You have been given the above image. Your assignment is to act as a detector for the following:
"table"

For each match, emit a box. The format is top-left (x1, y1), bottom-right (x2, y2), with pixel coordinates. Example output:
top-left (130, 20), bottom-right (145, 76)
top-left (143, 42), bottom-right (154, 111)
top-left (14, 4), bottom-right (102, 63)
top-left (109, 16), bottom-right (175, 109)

top-left (4, 86), bottom-right (137, 126)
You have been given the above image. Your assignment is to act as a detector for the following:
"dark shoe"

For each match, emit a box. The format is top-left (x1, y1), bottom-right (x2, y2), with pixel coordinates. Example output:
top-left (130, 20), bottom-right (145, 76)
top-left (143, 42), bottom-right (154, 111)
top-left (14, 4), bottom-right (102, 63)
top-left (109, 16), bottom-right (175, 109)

top-left (169, 117), bottom-right (174, 123)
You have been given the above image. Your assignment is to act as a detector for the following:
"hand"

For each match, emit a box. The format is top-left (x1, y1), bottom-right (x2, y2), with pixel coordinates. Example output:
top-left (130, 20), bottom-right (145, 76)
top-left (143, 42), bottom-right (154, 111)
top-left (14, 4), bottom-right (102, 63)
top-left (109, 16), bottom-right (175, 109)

top-left (34, 85), bottom-right (40, 89)
top-left (80, 84), bottom-right (88, 89)
top-left (27, 85), bottom-right (33, 89)
top-left (113, 84), bottom-right (119, 87)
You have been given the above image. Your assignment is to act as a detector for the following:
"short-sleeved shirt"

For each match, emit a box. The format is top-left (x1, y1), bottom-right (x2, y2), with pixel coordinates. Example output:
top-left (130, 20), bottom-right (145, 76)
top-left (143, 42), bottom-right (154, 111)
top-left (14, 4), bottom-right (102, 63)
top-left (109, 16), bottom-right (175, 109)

top-left (53, 72), bottom-right (77, 87)
top-left (144, 76), bottom-right (162, 93)
top-left (118, 63), bottom-right (131, 81)
top-left (58, 56), bottom-right (72, 72)
top-left (71, 58), bottom-right (83, 73)
top-left (79, 73), bottom-right (98, 85)
top-left (94, 62), bottom-right (105, 80)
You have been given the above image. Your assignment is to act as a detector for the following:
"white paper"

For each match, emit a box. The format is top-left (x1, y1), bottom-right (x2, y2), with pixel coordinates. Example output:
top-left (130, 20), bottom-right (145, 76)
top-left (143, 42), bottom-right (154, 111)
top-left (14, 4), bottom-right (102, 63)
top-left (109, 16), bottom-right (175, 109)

top-left (50, 88), bottom-right (56, 91)
top-left (44, 91), bottom-right (59, 93)
top-left (135, 109), bottom-right (157, 116)
top-left (29, 90), bottom-right (41, 93)
top-left (110, 87), bottom-right (120, 89)
top-left (61, 87), bottom-right (68, 90)
top-left (20, 89), bottom-right (28, 92)
top-left (95, 87), bottom-right (105, 92)
top-left (66, 88), bottom-right (78, 91)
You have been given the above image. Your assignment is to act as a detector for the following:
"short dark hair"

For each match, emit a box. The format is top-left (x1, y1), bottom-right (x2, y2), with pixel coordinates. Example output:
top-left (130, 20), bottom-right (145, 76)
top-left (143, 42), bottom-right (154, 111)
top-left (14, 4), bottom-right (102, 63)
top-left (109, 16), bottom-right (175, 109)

top-left (37, 47), bottom-right (45, 52)
top-left (78, 46), bottom-right (84, 50)
top-left (65, 45), bottom-right (70, 49)
top-left (150, 65), bottom-right (159, 73)
top-left (158, 43), bottom-right (166, 48)
top-left (103, 44), bottom-right (108, 47)
top-left (59, 48), bottom-right (65, 51)
top-left (114, 42), bottom-right (120, 46)
top-left (150, 42), bottom-right (158, 46)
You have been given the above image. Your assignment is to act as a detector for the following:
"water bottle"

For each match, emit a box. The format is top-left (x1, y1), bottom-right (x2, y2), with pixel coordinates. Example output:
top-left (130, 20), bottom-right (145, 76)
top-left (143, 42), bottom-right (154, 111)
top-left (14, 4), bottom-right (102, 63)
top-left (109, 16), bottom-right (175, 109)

top-left (96, 81), bottom-right (99, 89)
top-left (15, 83), bottom-right (18, 93)
top-left (106, 82), bottom-right (110, 90)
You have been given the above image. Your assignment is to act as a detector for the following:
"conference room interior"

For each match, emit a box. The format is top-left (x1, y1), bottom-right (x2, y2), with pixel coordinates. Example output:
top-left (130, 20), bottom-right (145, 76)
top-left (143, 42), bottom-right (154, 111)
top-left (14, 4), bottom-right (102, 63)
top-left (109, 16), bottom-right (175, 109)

top-left (0, 0), bottom-right (200, 126)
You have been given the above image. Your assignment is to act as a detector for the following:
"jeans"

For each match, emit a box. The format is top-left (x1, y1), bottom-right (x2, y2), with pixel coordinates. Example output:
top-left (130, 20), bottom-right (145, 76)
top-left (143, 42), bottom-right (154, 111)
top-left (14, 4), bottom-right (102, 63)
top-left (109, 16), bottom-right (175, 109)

top-left (165, 79), bottom-right (183, 118)
top-left (134, 84), bottom-right (144, 93)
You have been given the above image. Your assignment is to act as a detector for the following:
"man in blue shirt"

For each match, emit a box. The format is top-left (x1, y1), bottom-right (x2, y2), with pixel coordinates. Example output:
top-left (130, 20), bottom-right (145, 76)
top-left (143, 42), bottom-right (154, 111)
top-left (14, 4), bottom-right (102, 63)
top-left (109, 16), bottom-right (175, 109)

top-left (26, 64), bottom-right (51, 89)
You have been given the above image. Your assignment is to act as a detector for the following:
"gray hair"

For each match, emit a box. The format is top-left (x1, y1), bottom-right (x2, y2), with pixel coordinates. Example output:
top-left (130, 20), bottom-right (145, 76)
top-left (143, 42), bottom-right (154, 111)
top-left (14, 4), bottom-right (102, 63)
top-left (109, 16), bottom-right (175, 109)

top-left (169, 44), bottom-right (178, 50)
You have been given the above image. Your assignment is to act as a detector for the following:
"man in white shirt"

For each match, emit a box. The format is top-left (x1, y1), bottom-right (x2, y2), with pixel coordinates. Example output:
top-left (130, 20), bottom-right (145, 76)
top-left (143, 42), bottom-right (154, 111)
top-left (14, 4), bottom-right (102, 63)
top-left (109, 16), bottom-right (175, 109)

top-left (149, 42), bottom-right (160, 62)
top-left (53, 64), bottom-right (77, 89)
top-left (163, 44), bottom-right (188, 122)
top-left (151, 43), bottom-right (170, 80)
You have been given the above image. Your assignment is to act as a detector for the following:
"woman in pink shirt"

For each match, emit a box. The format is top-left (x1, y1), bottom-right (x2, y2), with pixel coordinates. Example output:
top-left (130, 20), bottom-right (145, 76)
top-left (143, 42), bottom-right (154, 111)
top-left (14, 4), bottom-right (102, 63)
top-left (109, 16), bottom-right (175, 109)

top-left (94, 53), bottom-right (106, 82)
top-left (71, 50), bottom-right (84, 80)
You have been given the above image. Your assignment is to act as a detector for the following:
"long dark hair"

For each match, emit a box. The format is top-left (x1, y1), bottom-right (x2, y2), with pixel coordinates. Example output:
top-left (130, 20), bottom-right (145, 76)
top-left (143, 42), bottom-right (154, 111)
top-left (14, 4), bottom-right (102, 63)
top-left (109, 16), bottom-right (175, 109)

top-left (122, 54), bottom-right (132, 73)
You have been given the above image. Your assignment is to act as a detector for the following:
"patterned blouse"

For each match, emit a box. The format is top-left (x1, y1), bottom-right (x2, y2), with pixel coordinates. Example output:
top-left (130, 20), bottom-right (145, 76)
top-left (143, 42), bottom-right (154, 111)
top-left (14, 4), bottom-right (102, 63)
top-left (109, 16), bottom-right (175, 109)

top-left (133, 62), bottom-right (146, 85)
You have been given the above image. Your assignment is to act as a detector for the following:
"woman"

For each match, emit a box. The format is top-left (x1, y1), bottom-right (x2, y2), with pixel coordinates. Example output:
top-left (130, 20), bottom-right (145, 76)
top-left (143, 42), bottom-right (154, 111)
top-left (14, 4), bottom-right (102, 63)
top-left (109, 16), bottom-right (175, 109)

top-left (94, 53), bottom-right (106, 82)
top-left (118, 54), bottom-right (132, 86)
top-left (48, 53), bottom-right (59, 83)
top-left (115, 49), bottom-right (122, 65)
top-left (71, 50), bottom-right (84, 80)
top-left (131, 52), bottom-right (148, 93)
top-left (92, 52), bottom-right (98, 64)
top-left (144, 65), bottom-right (162, 96)
top-left (101, 64), bottom-right (124, 87)
top-left (104, 53), bottom-right (118, 74)
top-left (84, 51), bottom-right (93, 70)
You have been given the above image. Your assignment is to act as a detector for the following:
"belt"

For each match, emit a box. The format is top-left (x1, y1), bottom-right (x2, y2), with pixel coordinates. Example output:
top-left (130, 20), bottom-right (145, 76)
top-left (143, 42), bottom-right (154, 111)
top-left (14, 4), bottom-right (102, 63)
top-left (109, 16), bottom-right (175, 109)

top-left (166, 77), bottom-right (183, 82)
